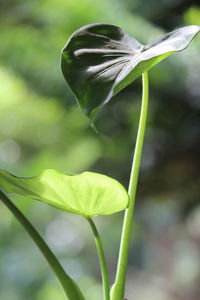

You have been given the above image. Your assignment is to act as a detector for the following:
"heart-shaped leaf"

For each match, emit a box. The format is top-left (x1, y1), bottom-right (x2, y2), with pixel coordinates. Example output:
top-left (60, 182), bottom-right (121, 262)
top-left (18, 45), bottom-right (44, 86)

top-left (61, 23), bottom-right (200, 118)
top-left (0, 169), bottom-right (129, 217)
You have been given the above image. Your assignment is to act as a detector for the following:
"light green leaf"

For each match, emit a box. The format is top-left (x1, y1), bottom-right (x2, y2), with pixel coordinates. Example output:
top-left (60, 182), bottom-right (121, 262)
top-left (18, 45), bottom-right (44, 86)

top-left (0, 169), bottom-right (129, 217)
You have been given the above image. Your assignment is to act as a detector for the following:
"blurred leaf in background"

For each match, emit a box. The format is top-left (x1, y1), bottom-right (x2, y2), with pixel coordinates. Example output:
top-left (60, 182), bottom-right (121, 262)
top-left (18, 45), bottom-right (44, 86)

top-left (0, 0), bottom-right (200, 300)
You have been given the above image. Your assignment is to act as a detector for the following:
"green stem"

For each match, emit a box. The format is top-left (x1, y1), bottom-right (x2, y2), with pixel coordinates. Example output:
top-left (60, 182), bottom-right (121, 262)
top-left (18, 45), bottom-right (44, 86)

top-left (111, 72), bottom-right (149, 300)
top-left (0, 190), bottom-right (85, 300)
top-left (87, 217), bottom-right (110, 300)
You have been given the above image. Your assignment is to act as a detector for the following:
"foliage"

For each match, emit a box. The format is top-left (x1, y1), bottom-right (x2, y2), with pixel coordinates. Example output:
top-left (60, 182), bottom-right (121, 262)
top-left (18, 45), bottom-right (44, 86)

top-left (62, 23), bottom-right (199, 118)
top-left (0, 169), bottom-right (129, 217)
top-left (0, 1), bottom-right (200, 300)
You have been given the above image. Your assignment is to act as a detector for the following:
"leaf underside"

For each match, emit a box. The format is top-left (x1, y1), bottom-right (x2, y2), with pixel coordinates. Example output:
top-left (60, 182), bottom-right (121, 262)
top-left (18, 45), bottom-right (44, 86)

top-left (61, 23), bottom-right (200, 118)
top-left (0, 169), bottom-right (129, 217)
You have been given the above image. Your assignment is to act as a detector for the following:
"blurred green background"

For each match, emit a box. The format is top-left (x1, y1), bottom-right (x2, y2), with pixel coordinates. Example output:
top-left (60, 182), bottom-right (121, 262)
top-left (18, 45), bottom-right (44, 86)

top-left (0, 1), bottom-right (200, 299)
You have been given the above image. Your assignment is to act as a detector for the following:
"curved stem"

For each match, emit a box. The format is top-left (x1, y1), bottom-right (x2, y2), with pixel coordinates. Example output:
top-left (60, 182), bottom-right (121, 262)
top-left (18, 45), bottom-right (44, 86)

top-left (86, 217), bottom-right (110, 300)
top-left (0, 190), bottom-right (85, 300)
top-left (111, 72), bottom-right (149, 300)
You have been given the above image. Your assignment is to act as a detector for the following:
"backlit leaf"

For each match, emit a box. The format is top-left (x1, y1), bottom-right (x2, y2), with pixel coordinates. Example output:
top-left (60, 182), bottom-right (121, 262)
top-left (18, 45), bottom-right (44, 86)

top-left (0, 169), bottom-right (129, 217)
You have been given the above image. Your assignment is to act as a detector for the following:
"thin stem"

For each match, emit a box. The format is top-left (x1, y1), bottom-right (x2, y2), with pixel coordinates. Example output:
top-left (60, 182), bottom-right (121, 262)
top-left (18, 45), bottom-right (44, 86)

top-left (0, 190), bottom-right (85, 300)
top-left (111, 72), bottom-right (149, 300)
top-left (86, 217), bottom-right (110, 300)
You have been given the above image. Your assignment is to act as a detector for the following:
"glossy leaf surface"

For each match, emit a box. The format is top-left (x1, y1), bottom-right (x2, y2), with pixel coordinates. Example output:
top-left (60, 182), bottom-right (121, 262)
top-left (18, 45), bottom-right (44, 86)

top-left (0, 169), bottom-right (129, 217)
top-left (61, 23), bottom-right (200, 118)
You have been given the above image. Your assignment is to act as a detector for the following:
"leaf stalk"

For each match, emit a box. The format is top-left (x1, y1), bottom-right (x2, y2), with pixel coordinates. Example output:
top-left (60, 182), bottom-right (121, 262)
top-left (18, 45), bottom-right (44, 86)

top-left (87, 217), bottom-right (110, 300)
top-left (111, 72), bottom-right (149, 300)
top-left (0, 190), bottom-right (85, 300)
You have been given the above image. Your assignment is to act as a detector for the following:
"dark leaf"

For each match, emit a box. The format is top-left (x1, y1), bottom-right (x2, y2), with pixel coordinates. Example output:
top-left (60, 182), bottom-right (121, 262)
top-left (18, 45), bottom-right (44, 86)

top-left (61, 23), bottom-right (200, 118)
